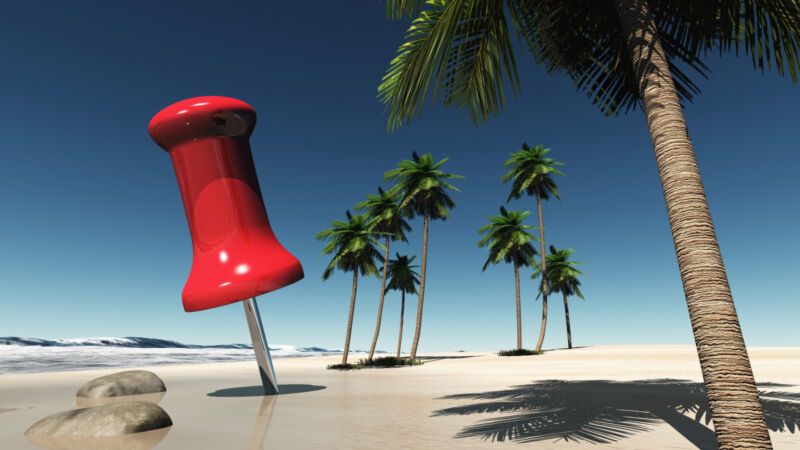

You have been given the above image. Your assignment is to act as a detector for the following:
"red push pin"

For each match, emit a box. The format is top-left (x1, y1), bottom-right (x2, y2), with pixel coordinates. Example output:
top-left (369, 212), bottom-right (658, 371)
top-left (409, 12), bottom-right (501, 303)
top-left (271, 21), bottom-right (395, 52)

top-left (149, 96), bottom-right (304, 395)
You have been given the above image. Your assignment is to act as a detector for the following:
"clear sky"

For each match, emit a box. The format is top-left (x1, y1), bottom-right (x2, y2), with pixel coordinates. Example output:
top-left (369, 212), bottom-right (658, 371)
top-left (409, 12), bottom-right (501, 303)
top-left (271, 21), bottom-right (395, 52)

top-left (0, 2), bottom-right (797, 352)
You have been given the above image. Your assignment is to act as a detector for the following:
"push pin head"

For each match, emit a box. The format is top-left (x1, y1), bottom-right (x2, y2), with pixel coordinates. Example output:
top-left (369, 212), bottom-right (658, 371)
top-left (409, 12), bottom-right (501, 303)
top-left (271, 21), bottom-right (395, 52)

top-left (149, 96), bottom-right (304, 312)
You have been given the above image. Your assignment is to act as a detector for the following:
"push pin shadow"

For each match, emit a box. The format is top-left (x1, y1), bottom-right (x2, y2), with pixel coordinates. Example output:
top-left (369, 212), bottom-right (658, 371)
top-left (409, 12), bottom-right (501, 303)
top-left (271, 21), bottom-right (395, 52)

top-left (149, 96), bottom-right (304, 395)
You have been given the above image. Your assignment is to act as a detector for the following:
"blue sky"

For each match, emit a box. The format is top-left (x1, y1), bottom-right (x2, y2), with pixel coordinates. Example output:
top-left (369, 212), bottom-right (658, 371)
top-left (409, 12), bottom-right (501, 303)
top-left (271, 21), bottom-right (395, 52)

top-left (0, 2), bottom-right (797, 352)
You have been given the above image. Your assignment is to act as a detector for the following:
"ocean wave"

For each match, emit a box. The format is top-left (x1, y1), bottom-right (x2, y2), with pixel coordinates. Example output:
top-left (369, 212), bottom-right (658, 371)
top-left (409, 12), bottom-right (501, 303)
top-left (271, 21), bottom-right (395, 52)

top-left (0, 337), bottom-right (386, 374)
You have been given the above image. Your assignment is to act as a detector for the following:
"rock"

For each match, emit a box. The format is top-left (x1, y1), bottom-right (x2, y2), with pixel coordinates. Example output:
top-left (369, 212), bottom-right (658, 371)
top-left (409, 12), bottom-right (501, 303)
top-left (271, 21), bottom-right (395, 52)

top-left (76, 370), bottom-right (166, 399)
top-left (76, 391), bottom-right (166, 408)
top-left (24, 401), bottom-right (172, 437)
top-left (25, 427), bottom-right (171, 450)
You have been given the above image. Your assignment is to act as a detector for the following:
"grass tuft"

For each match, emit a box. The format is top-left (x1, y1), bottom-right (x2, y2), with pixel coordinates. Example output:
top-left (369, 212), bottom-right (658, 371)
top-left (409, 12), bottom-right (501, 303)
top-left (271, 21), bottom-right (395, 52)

top-left (327, 356), bottom-right (424, 370)
top-left (498, 348), bottom-right (542, 356)
top-left (326, 363), bottom-right (361, 370)
top-left (358, 356), bottom-right (424, 367)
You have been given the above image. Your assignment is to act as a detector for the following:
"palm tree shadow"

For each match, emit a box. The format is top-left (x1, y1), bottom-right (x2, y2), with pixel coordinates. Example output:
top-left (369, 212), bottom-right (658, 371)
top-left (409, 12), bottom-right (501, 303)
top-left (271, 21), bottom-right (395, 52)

top-left (432, 379), bottom-right (800, 448)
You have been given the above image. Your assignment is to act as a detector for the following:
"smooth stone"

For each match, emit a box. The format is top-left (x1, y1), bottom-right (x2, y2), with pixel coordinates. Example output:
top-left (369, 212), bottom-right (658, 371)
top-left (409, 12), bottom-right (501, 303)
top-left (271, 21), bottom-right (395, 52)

top-left (25, 427), bottom-right (171, 450)
top-left (76, 370), bottom-right (166, 399)
top-left (24, 401), bottom-right (172, 437)
top-left (76, 391), bottom-right (166, 408)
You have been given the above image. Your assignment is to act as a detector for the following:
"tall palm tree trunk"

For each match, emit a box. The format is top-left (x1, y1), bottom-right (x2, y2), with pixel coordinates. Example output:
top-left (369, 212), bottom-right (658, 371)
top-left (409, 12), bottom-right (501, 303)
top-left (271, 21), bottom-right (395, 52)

top-left (342, 270), bottom-right (359, 365)
top-left (615, 0), bottom-right (771, 447)
top-left (409, 207), bottom-right (429, 360)
top-left (514, 261), bottom-right (522, 350)
top-left (368, 236), bottom-right (391, 360)
top-left (563, 292), bottom-right (572, 349)
top-left (397, 290), bottom-right (405, 358)
top-left (534, 192), bottom-right (548, 352)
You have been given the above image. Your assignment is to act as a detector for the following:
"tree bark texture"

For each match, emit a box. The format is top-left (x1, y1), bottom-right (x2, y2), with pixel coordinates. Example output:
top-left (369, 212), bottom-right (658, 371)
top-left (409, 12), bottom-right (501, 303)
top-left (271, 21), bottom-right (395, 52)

top-left (615, 0), bottom-right (771, 447)
top-left (369, 237), bottom-right (391, 360)
top-left (563, 292), bottom-right (572, 349)
top-left (534, 192), bottom-right (548, 352)
top-left (514, 261), bottom-right (522, 350)
top-left (409, 207), bottom-right (429, 360)
top-left (397, 291), bottom-right (405, 358)
top-left (342, 270), bottom-right (359, 366)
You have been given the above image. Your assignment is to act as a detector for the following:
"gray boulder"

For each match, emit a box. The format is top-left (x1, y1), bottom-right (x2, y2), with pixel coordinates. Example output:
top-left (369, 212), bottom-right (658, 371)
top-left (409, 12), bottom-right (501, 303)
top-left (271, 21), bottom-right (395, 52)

top-left (24, 401), bottom-right (172, 437)
top-left (77, 370), bottom-right (166, 398)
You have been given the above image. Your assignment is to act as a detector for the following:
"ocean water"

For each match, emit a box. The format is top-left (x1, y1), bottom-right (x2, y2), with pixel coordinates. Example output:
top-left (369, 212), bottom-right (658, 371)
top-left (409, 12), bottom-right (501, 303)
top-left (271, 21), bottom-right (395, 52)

top-left (0, 337), bottom-right (385, 374)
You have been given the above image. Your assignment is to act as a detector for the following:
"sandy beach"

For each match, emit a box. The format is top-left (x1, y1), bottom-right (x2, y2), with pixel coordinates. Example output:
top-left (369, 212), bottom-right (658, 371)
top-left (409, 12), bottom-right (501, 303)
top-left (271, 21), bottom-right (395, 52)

top-left (2, 345), bottom-right (799, 449)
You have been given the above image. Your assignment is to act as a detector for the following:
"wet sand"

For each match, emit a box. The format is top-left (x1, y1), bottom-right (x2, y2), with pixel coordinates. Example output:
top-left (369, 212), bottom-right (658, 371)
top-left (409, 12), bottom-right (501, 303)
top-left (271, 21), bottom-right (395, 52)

top-left (1, 345), bottom-right (799, 449)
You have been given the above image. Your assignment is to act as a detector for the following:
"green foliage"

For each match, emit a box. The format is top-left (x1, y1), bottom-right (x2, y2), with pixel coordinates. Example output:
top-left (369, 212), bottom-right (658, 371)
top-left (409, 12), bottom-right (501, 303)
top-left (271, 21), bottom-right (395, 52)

top-left (498, 348), bottom-right (541, 356)
top-left (477, 206), bottom-right (538, 271)
top-left (378, 0), bottom-right (521, 130)
top-left (502, 143), bottom-right (564, 203)
top-left (327, 357), bottom-right (424, 369)
top-left (354, 186), bottom-right (412, 243)
top-left (532, 245), bottom-right (587, 299)
top-left (380, 0), bottom-right (800, 125)
top-left (316, 211), bottom-right (385, 281)
top-left (358, 356), bottom-right (424, 367)
top-left (326, 363), bottom-right (361, 370)
top-left (386, 253), bottom-right (421, 295)
top-left (383, 152), bottom-right (464, 221)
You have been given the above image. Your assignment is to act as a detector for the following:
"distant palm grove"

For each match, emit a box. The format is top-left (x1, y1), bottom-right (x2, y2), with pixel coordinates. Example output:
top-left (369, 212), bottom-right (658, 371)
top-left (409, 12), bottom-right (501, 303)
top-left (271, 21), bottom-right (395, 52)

top-left (373, 1), bottom-right (800, 447)
top-left (317, 146), bottom-right (587, 367)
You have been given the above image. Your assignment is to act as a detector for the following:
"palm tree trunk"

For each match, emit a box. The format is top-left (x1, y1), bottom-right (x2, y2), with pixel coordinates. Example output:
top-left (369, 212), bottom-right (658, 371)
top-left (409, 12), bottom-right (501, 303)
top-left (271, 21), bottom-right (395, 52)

top-left (368, 236), bottom-right (391, 360)
top-left (396, 290), bottom-right (405, 358)
top-left (563, 292), bottom-right (572, 349)
top-left (514, 261), bottom-right (522, 350)
top-left (534, 191), bottom-right (548, 352)
top-left (409, 207), bottom-right (429, 360)
top-left (615, 0), bottom-right (771, 447)
top-left (342, 270), bottom-right (358, 366)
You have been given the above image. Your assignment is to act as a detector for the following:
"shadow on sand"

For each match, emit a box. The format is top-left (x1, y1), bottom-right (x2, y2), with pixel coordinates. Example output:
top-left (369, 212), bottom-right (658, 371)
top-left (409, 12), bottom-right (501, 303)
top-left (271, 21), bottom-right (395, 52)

top-left (416, 355), bottom-right (480, 363)
top-left (207, 384), bottom-right (326, 397)
top-left (433, 379), bottom-right (800, 449)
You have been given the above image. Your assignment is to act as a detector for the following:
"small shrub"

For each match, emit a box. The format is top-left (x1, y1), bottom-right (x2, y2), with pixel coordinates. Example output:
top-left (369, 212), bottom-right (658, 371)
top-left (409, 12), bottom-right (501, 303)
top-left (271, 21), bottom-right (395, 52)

top-left (358, 356), bottom-right (424, 367)
top-left (498, 348), bottom-right (541, 356)
top-left (326, 363), bottom-right (361, 370)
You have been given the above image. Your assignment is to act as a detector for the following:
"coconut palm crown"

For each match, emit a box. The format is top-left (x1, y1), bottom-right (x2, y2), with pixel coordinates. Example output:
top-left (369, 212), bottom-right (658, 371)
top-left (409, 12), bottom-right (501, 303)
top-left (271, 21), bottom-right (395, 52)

top-left (317, 210), bottom-right (384, 281)
top-left (502, 144), bottom-right (564, 202)
top-left (316, 210), bottom-right (385, 365)
top-left (385, 152), bottom-right (463, 221)
top-left (532, 246), bottom-right (586, 301)
top-left (478, 206), bottom-right (538, 350)
top-left (355, 186), bottom-right (413, 360)
top-left (386, 253), bottom-right (421, 358)
top-left (386, 253), bottom-right (421, 296)
top-left (533, 245), bottom-right (586, 349)
top-left (478, 206), bottom-right (538, 271)
top-left (384, 151), bottom-right (463, 360)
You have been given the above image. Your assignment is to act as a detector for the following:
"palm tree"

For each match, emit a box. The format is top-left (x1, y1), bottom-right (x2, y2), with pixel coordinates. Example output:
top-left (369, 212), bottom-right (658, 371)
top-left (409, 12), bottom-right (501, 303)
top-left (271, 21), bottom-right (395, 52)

top-left (478, 206), bottom-right (538, 350)
top-left (355, 186), bottom-right (413, 361)
top-left (384, 151), bottom-right (463, 360)
top-left (316, 210), bottom-right (384, 365)
top-left (378, 1), bottom-right (799, 445)
top-left (385, 253), bottom-right (420, 357)
top-left (502, 144), bottom-right (564, 353)
top-left (533, 245), bottom-right (587, 349)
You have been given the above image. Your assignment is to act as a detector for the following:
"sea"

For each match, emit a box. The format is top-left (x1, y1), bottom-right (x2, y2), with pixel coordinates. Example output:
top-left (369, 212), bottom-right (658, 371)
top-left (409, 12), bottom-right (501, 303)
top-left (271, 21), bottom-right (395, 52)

top-left (0, 337), bottom-right (385, 375)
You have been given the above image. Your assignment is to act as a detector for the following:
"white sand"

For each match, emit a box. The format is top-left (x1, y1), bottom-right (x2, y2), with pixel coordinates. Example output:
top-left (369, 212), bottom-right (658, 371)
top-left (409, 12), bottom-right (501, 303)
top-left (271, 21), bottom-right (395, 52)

top-left (1, 345), bottom-right (799, 449)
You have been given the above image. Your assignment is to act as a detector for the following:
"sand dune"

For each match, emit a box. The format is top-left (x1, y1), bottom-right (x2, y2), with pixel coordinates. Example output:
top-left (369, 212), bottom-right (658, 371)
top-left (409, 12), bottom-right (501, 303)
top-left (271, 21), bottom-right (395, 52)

top-left (1, 345), bottom-right (799, 449)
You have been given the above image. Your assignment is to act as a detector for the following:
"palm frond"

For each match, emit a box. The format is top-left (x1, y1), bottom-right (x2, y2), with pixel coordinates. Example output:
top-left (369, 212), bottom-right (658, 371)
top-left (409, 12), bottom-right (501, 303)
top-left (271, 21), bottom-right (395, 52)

top-left (478, 209), bottom-right (539, 272)
top-left (379, 0), bottom-right (521, 130)
top-left (383, 0), bottom-right (428, 19)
